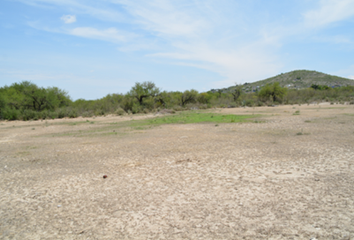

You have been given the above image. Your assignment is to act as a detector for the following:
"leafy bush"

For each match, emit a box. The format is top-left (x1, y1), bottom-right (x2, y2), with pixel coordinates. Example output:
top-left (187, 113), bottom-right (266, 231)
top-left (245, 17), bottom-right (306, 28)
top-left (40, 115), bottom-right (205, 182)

top-left (1, 107), bottom-right (20, 120)
top-left (22, 109), bottom-right (38, 121)
top-left (48, 111), bottom-right (58, 119)
top-left (115, 108), bottom-right (126, 116)
top-left (57, 109), bottom-right (67, 119)
top-left (244, 99), bottom-right (255, 107)
top-left (131, 103), bottom-right (141, 114)
top-left (94, 109), bottom-right (105, 116)
top-left (68, 110), bottom-right (78, 118)
top-left (172, 105), bottom-right (184, 111)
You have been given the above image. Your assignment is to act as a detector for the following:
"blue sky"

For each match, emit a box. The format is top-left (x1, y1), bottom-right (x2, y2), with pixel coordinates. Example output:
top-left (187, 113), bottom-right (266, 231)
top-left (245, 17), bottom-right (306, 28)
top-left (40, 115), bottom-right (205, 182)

top-left (1, 0), bottom-right (354, 100)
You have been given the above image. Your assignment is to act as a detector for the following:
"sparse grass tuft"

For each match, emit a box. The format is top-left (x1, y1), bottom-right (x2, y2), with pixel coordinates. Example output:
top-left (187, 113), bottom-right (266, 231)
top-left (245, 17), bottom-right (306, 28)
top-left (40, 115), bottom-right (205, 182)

top-left (253, 119), bottom-right (265, 123)
top-left (40, 111), bottom-right (258, 138)
top-left (296, 128), bottom-right (310, 136)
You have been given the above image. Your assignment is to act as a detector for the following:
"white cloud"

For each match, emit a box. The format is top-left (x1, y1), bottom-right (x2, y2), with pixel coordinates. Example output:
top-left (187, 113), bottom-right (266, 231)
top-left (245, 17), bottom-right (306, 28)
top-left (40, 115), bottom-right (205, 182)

top-left (27, 21), bottom-right (137, 44)
top-left (113, 0), bottom-right (208, 37)
top-left (69, 27), bottom-right (136, 43)
top-left (22, 0), bottom-right (354, 88)
top-left (61, 14), bottom-right (76, 24)
top-left (303, 0), bottom-right (354, 28)
top-left (333, 65), bottom-right (354, 80)
top-left (18, 0), bottom-right (127, 22)
top-left (115, 1), bottom-right (282, 85)
top-left (20, 0), bottom-right (285, 86)
top-left (312, 35), bottom-right (352, 44)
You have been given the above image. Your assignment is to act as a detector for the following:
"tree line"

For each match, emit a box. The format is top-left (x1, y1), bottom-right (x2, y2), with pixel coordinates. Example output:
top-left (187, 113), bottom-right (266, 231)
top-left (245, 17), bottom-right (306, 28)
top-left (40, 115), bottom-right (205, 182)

top-left (1, 81), bottom-right (354, 120)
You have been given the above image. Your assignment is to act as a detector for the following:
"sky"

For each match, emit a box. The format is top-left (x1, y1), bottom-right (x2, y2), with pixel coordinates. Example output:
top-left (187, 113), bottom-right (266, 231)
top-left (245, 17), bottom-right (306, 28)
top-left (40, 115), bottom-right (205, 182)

top-left (1, 0), bottom-right (354, 100)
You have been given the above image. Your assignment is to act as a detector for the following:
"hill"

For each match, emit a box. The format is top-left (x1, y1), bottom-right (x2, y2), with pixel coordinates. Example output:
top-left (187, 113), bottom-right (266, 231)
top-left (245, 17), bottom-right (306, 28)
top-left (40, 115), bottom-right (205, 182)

top-left (212, 70), bottom-right (354, 93)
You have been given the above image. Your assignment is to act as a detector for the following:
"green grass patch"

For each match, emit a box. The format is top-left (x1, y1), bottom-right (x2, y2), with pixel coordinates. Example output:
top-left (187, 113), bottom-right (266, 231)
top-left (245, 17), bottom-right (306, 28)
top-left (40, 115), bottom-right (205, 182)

top-left (147, 112), bottom-right (256, 125)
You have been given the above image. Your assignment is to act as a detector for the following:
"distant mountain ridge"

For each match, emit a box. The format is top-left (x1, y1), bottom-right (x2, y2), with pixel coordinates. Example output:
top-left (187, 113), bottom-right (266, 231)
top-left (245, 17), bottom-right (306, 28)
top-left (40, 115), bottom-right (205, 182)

top-left (212, 70), bottom-right (354, 93)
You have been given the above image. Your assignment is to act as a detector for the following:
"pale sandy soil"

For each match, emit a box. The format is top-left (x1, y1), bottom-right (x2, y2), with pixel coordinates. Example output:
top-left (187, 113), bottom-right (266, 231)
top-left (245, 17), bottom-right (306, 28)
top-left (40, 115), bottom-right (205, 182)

top-left (1, 104), bottom-right (354, 239)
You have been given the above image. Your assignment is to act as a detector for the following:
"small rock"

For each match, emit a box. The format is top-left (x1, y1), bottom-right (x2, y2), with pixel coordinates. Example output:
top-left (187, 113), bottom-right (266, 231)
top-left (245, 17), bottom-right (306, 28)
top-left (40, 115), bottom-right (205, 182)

top-left (57, 205), bottom-right (61, 208)
top-left (315, 178), bottom-right (319, 181)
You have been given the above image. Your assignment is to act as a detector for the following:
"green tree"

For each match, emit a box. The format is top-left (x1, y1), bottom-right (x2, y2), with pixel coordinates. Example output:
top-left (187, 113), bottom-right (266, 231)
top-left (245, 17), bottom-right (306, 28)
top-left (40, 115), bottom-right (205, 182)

top-left (129, 81), bottom-right (160, 105)
top-left (0, 94), bottom-right (7, 119)
top-left (46, 87), bottom-right (71, 108)
top-left (23, 85), bottom-right (48, 111)
top-left (197, 92), bottom-right (212, 104)
top-left (231, 85), bottom-right (242, 102)
top-left (258, 82), bottom-right (287, 102)
top-left (20, 82), bottom-right (71, 111)
top-left (179, 90), bottom-right (198, 106)
top-left (311, 84), bottom-right (330, 90)
top-left (0, 81), bottom-right (71, 120)
top-left (155, 91), bottom-right (170, 107)
top-left (217, 89), bottom-right (223, 98)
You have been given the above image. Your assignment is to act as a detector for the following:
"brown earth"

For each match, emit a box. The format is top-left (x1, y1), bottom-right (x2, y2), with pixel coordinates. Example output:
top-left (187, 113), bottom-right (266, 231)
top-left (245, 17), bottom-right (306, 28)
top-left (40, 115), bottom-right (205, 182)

top-left (1, 104), bottom-right (354, 239)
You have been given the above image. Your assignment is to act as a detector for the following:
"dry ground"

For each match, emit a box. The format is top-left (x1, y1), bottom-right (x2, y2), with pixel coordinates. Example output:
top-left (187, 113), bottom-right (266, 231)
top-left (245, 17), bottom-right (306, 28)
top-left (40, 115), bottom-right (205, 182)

top-left (1, 104), bottom-right (354, 239)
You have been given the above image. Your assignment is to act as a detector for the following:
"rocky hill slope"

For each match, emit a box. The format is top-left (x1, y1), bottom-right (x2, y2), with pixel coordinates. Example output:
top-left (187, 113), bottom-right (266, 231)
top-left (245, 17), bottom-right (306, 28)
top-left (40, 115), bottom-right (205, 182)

top-left (212, 70), bottom-right (354, 93)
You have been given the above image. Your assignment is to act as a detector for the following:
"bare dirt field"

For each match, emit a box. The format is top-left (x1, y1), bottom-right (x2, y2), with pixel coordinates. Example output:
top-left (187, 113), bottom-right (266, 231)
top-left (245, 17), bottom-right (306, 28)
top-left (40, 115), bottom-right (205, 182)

top-left (1, 104), bottom-right (354, 239)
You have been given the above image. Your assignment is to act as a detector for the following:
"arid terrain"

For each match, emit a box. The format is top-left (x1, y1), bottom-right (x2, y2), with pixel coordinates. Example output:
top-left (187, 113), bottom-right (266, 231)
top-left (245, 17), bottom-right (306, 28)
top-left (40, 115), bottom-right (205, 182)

top-left (1, 104), bottom-right (354, 240)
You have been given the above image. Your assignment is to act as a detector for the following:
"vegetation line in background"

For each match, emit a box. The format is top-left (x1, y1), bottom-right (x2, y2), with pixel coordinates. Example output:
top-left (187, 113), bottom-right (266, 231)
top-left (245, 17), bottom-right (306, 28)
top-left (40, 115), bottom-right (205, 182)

top-left (1, 70), bottom-right (354, 121)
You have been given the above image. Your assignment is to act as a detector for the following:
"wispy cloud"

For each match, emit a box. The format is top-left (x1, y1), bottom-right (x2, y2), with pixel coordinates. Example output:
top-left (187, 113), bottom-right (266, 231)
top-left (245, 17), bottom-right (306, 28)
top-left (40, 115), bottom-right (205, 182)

top-left (113, 0), bottom-right (208, 37)
top-left (111, 0), bottom-right (282, 85)
top-left (28, 21), bottom-right (137, 44)
top-left (303, 0), bottom-right (354, 28)
top-left (312, 35), bottom-right (352, 44)
top-left (61, 15), bottom-right (76, 24)
top-left (69, 27), bottom-right (135, 43)
top-left (17, 0), bottom-right (354, 88)
top-left (17, 0), bottom-right (127, 22)
top-left (333, 64), bottom-right (354, 80)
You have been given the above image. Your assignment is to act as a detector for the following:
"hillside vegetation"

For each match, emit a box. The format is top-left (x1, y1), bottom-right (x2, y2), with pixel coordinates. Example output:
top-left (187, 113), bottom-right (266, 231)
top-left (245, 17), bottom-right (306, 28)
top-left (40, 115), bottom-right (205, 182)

top-left (1, 70), bottom-right (354, 121)
top-left (215, 70), bottom-right (354, 93)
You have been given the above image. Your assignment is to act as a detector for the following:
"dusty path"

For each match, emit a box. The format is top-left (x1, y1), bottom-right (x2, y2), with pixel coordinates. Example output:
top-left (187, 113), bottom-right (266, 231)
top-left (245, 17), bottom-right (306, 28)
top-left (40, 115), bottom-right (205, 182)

top-left (1, 104), bottom-right (354, 239)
